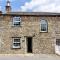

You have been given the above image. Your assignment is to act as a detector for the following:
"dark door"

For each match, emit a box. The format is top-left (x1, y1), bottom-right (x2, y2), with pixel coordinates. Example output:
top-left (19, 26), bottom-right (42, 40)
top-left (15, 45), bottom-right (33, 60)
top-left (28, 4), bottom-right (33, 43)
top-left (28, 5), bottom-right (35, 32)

top-left (27, 37), bottom-right (32, 53)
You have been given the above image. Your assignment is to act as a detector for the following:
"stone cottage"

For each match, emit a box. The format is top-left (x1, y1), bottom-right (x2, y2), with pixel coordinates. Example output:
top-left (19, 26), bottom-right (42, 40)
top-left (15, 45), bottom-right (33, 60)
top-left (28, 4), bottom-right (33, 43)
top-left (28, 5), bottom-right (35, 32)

top-left (0, 0), bottom-right (60, 55)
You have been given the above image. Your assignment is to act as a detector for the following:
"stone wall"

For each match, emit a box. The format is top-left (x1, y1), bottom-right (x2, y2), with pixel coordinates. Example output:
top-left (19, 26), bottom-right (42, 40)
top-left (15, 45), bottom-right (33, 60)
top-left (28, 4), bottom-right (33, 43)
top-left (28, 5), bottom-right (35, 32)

top-left (0, 15), bottom-right (59, 54)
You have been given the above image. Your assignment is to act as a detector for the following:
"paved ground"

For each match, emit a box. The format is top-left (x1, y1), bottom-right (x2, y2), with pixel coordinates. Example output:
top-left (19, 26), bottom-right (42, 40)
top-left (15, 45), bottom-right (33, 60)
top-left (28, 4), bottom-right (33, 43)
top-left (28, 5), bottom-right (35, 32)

top-left (0, 54), bottom-right (60, 60)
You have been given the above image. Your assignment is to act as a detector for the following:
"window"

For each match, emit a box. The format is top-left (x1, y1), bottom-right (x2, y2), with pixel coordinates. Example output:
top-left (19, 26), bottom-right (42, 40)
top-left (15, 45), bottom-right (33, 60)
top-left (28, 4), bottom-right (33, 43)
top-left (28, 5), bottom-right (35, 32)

top-left (12, 37), bottom-right (21, 48)
top-left (56, 39), bottom-right (60, 46)
top-left (40, 19), bottom-right (48, 32)
top-left (13, 17), bottom-right (21, 26)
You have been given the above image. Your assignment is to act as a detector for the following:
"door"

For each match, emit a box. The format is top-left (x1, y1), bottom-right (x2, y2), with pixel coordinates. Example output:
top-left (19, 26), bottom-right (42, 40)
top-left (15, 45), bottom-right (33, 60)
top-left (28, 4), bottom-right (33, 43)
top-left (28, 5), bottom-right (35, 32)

top-left (27, 37), bottom-right (32, 53)
top-left (55, 39), bottom-right (60, 55)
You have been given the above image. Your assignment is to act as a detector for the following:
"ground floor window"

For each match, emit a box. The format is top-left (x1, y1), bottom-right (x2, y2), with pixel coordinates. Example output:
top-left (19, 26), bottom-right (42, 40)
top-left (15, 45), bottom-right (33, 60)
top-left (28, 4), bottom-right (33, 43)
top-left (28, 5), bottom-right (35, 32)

top-left (12, 37), bottom-right (21, 48)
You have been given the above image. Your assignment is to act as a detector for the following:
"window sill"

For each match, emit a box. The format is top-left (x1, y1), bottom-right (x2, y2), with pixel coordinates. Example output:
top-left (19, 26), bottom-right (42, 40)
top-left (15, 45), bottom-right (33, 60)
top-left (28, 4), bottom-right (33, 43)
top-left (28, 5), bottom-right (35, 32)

top-left (40, 31), bottom-right (48, 33)
top-left (11, 47), bottom-right (21, 49)
top-left (11, 25), bottom-right (22, 27)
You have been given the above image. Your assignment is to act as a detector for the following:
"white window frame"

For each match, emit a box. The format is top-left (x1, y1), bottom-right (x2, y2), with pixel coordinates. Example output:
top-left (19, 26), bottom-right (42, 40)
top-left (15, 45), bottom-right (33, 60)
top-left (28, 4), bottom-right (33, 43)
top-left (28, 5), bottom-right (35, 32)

top-left (40, 19), bottom-right (48, 32)
top-left (13, 16), bottom-right (21, 26)
top-left (12, 37), bottom-right (21, 48)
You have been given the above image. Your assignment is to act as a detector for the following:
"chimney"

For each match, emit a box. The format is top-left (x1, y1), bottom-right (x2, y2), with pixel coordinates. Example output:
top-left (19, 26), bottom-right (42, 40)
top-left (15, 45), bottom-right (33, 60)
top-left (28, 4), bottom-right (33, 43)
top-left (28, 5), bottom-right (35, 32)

top-left (0, 11), bottom-right (2, 14)
top-left (6, 0), bottom-right (11, 13)
top-left (0, 6), bottom-right (2, 14)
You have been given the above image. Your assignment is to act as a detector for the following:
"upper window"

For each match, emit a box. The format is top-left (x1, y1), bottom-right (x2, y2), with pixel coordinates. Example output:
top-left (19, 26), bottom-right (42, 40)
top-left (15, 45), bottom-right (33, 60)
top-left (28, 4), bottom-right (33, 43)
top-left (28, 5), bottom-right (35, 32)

top-left (40, 19), bottom-right (48, 32)
top-left (12, 37), bottom-right (21, 48)
top-left (13, 17), bottom-right (21, 26)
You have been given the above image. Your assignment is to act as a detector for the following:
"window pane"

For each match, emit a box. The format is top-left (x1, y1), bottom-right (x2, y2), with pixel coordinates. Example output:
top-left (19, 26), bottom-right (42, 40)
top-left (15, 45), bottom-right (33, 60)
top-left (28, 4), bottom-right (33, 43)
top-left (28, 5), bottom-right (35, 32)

top-left (41, 24), bottom-right (47, 31)
top-left (13, 43), bottom-right (20, 46)
top-left (14, 22), bottom-right (20, 26)
top-left (13, 17), bottom-right (20, 21)
top-left (14, 39), bottom-right (20, 42)
top-left (15, 18), bottom-right (20, 21)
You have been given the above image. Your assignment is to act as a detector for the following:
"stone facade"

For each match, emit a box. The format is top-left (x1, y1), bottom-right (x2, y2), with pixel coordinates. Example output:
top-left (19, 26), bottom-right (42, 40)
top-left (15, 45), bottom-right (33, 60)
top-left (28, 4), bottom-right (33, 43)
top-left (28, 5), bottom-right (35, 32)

top-left (0, 14), bottom-right (60, 54)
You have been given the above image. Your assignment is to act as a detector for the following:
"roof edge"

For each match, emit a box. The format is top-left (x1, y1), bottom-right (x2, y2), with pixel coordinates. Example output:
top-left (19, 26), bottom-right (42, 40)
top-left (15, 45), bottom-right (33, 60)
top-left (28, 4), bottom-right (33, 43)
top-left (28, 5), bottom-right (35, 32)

top-left (1, 12), bottom-right (60, 16)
